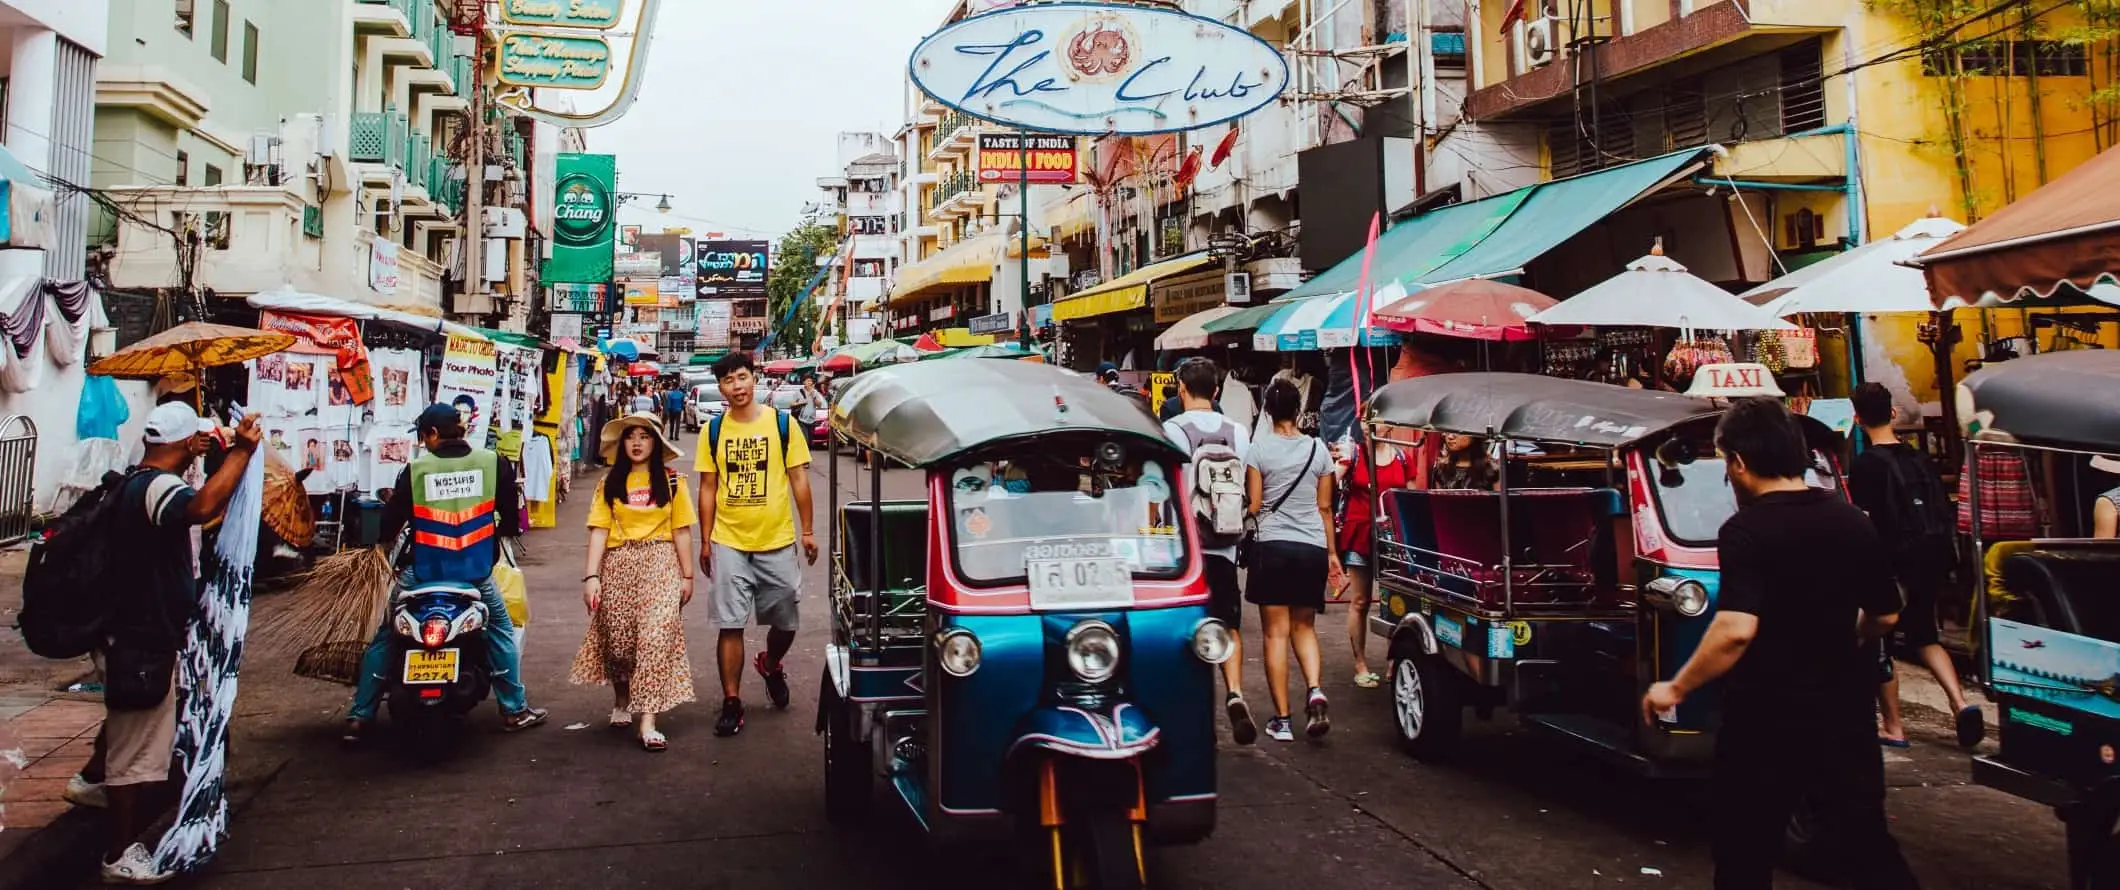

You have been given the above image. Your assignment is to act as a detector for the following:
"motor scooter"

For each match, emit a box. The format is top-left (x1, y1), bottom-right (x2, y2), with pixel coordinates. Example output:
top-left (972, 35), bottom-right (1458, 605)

top-left (384, 580), bottom-right (493, 759)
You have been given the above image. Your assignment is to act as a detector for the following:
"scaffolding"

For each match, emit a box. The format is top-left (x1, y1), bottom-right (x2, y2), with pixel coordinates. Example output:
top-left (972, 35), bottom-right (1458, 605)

top-left (1281, 0), bottom-right (1435, 133)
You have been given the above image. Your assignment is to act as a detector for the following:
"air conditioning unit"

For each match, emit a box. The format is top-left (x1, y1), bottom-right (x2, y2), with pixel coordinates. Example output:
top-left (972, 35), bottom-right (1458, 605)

top-left (483, 207), bottom-right (527, 239)
top-left (1525, 16), bottom-right (1558, 68)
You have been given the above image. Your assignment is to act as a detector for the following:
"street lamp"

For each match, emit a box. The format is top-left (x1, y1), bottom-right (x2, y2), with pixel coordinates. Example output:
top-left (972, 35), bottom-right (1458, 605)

top-left (615, 192), bottom-right (673, 213)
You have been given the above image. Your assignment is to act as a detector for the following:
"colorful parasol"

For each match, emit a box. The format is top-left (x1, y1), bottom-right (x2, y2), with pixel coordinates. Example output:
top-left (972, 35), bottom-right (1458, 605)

top-left (88, 322), bottom-right (296, 379)
top-left (1372, 278), bottom-right (1567, 342)
top-left (259, 447), bottom-right (315, 546)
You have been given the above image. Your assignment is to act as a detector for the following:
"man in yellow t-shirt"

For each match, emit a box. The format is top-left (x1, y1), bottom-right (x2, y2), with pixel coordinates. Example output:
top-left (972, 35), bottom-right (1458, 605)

top-left (695, 353), bottom-right (817, 738)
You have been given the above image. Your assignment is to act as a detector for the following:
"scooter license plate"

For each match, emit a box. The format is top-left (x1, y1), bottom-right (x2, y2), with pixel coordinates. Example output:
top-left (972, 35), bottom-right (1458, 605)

top-left (403, 649), bottom-right (460, 684)
top-left (1026, 557), bottom-right (1134, 611)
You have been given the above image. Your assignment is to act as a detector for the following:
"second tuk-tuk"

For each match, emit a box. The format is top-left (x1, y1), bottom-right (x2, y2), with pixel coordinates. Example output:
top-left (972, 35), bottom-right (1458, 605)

top-left (1956, 351), bottom-right (2120, 889)
top-left (1364, 372), bottom-right (1843, 771)
top-left (818, 360), bottom-right (1232, 890)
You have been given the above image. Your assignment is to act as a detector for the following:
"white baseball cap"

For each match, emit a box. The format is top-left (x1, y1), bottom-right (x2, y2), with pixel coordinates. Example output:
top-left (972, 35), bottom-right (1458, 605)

top-left (142, 402), bottom-right (204, 444)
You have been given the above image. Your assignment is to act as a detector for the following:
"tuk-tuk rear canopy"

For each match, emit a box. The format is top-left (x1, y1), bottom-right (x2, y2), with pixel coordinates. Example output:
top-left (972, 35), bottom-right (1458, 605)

top-left (831, 361), bottom-right (1184, 467)
top-left (1961, 351), bottom-right (2120, 454)
top-left (1367, 373), bottom-right (1719, 448)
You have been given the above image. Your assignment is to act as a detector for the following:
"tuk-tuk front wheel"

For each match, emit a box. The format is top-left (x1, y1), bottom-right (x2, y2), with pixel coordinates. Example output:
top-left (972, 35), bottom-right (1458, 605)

top-left (1392, 655), bottom-right (1463, 759)
top-left (820, 669), bottom-right (871, 823)
top-left (1043, 808), bottom-right (1145, 890)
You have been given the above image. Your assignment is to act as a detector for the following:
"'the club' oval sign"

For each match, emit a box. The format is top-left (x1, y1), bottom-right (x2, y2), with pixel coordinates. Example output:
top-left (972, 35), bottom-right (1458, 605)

top-left (910, 2), bottom-right (1290, 136)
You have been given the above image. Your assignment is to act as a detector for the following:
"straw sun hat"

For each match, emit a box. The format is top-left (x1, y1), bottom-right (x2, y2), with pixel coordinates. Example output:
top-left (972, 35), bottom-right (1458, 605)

top-left (599, 411), bottom-right (683, 463)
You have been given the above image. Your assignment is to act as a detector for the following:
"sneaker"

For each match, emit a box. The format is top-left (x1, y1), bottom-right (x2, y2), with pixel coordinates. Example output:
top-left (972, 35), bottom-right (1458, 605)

top-left (101, 843), bottom-right (172, 885)
top-left (64, 774), bottom-right (106, 809)
top-left (1225, 694), bottom-right (1258, 746)
top-left (715, 697), bottom-right (745, 737)
top-left (755, 652), bottom-right (791, 710)
top-left (502, 707), bottom-right (549, 732)
top-left (1304, 688), bottom-right (1331, 738)
top-left (1263, 716), bottom-right (1295, 742)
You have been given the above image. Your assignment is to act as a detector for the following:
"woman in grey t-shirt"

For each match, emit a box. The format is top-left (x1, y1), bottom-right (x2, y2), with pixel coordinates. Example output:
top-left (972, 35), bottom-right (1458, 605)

top-left (1245, 378), bottom-right (1340, 742)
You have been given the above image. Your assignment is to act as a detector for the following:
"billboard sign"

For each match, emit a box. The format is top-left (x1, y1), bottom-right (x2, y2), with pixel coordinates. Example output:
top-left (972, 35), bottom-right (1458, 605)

top-left (908, 3), bottom-right (1289, 136)
top-left (697, 300), bottom-right (733, 347)
top-left (622, 278), bottom-right (660, 307)
top-left (696, 240), bottom-right (770, 296)
top-left (497, 33), bottom-right (612, 91)
top-left (499, 0), bottom-right (623, 29)
top-left (977, 133), bottom-right (1079, 184)
top-left (545, 154), bottom-right (616, 283)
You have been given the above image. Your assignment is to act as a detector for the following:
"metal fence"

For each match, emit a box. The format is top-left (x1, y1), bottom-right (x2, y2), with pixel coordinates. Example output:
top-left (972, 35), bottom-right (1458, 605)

top-left (0, 415), bottom-right (36, 546)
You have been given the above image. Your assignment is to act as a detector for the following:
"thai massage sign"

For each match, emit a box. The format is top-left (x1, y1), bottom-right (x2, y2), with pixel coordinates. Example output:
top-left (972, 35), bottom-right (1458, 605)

top-left (497, 32), bottom-right (612, 90)
top-left (909, 2), bottom-right (1290, 136)
top-left (500, 0), bottom-right (621, 29)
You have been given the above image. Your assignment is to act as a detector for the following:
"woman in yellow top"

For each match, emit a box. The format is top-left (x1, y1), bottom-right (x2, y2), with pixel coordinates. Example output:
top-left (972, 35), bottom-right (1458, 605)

top-left (570, 413), bottom-right (698, 751)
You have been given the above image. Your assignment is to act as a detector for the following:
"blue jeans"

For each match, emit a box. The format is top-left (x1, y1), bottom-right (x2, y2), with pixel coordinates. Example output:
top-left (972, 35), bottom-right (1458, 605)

top-left (347, 574), bottom-right (526, 721)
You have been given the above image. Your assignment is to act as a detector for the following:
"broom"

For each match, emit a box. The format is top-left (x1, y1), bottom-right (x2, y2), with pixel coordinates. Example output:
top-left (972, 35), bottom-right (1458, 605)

top-left (250, 547), bottom-right (395, 685)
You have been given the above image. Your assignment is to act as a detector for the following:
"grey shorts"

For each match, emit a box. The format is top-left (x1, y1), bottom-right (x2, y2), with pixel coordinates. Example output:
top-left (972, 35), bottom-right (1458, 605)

top-left (710, 542), bottom-right (801, 631)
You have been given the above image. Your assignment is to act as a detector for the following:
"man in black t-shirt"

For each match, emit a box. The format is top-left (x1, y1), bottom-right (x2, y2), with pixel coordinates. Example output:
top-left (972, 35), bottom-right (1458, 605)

top-left (1848, 383), bottom-right (1982, 750)
top-left (1640, 398), bottom-right (1919, 890)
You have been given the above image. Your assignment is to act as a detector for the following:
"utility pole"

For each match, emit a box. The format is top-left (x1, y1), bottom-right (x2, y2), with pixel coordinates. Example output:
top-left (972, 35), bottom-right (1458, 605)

top-left (1018, 127), bottom-right (1030, 343)
top-left (462, 33), bottom-right (485, 320)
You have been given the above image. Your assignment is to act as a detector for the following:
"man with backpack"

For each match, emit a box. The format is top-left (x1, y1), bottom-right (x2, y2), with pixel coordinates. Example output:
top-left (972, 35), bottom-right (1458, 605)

top-left (1161, 357), bottom-right (1259, 745)
top-left (1849, 383), bottom-right (1983, 750)
top-left (696, 353), bottom-right (817, 738)
top-left (50, 403), bottom-right (258, 883)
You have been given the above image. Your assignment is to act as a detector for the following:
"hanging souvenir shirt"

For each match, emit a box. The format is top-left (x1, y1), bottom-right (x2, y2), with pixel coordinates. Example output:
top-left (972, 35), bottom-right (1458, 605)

top-left (292, 427), bottom-right (334, 495)
top-left (367, 348), bottom-right (426, 426)
top-left (365, 429), bottom-right (418, 494)
top-left (260, 417), bottom-right (302, 469)
top-left (317, 366), bottom-right (361, 429)
top-left (281, 357), bottom-right (326, 418)
top-left (325, 429), bottom-right (361, 490)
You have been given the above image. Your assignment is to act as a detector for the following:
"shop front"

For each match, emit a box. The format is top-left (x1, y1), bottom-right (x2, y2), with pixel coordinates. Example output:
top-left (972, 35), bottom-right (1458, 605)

top-left (1050, 252), bottom-right (1217, 369)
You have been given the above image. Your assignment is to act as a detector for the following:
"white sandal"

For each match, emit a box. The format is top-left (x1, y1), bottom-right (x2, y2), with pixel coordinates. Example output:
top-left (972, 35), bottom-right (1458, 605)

top-left (639, 728), bottom-right (667, 752)
top-left (609, 708), bottom-right (633, 729)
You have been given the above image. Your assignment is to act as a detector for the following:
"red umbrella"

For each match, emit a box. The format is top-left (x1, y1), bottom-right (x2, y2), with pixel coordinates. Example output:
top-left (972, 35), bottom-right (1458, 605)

top-left (1372, 278), bottom-right (1568, 342)
top-left (911, 332), bottom-right (946, 352)
top-left (764, 357), bottom-right (803, 374)
top-left (819, 352), bottom-right (860, 373)
top-left (626, 361), bottom-right (662, 377)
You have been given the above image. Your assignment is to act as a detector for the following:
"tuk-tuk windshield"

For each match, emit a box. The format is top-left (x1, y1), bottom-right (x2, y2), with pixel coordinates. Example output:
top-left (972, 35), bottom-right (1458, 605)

top-left (946, 454), bottom-right (1189, 587)
top-left (1648, 445), bottom-right (1843, 547)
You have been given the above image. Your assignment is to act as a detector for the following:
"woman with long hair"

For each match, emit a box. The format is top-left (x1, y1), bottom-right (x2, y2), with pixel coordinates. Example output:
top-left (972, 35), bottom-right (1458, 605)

top-left (571, 413), bottom-right (698, 751)
top-left (1431, 432), bottom-right (1498, 491)
top-left (1245, 378), bottom-right (1341, 741)
top-left (1336, 428), bottom-right (1415, 688)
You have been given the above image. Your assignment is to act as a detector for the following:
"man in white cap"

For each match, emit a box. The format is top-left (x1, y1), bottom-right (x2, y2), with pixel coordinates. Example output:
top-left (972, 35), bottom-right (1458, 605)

top-left (94, 402), bottom-right (259, 884)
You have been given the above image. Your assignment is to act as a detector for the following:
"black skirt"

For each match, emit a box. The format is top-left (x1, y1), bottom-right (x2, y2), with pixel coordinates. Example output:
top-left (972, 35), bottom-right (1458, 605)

top-left (1245, 540), bottom-right (1328, 609)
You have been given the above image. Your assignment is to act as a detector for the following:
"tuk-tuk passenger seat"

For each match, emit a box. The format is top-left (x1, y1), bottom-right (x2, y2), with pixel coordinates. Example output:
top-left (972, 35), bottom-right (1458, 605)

top-left (838, 501), bottom-right (931, 623)
top-left (1999, 540), bottom-right (2120, 640)
top-left (1381, 488), bottom-right (1611, 609)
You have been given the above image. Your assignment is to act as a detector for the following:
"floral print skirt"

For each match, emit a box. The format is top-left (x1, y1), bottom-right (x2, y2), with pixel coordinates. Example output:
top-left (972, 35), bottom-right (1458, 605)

top-left (569, 541), bottom-right (696, 715)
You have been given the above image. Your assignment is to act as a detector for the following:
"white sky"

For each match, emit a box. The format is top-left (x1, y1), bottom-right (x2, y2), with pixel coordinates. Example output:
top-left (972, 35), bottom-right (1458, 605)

top-left (591, 0), bottom-right (954, 240)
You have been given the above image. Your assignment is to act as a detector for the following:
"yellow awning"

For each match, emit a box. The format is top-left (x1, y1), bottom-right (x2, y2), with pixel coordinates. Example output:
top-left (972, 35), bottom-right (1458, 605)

top-left (1051, 253), bottom-right (1218, 323)
top-left (891, 234), bottom-right (1005, 304)
top-left (936, 327), bottom-right (997, 347)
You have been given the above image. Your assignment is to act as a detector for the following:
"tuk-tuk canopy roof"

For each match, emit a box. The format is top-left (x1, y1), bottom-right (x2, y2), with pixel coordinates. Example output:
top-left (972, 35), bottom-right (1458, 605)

top-left (1367, 373), bottom-right (1720, 447)
top-left (830, 360), bottom-right (1184, 467)
top-left (1961, 351), bottom-right (2120, 453)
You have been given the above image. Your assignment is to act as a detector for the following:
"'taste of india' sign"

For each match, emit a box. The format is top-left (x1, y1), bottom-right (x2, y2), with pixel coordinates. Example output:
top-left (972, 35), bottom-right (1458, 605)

top-left (497, 33), bottom-right (612, 90)
top-left (500, 0), bottom-right (622, 29)
top-left (909, 2), bottom-right (1289, 136)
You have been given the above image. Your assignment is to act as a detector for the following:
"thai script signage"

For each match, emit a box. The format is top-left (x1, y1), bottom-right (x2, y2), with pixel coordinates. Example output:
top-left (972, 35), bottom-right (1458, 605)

top-left (544, 153), bottom-right (616, 284)
top-left (497, 32), bottom-right (612, 90)
top-left (909, 2), bottom-right (1289, 136)
top-left (500, 0), bottom-right (621, 29)
top-left (977, 133), bottom-right (1079, 184)
top-left (696, 240), bottom-right (771, 297)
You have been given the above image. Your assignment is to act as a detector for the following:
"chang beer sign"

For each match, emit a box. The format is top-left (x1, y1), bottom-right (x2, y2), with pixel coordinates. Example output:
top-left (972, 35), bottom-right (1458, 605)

top-left (909, 2), bottom-right (1290, 136)
top-left (544, 153), bottom-right (616, 284)
top-left (500, 0), bottom-right (622, 29)
top-left (497, 32), bottom-right (612, 90)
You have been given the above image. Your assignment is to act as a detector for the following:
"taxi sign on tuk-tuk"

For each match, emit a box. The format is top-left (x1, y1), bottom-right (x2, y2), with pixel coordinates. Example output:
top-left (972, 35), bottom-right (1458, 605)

top-left (1684, 362), bottom-right (1784, 399)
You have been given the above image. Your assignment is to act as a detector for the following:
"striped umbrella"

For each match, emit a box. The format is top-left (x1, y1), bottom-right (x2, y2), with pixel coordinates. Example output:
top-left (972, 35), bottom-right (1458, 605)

top-left (1250, 292), bottom-right (1401, 352)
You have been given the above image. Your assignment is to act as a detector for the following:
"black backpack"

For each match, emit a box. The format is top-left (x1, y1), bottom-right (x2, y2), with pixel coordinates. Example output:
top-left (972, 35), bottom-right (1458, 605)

top-left (16, 468), bottom-right (153, 659)
top-left (1874, 446), bottom-right (1954, 554)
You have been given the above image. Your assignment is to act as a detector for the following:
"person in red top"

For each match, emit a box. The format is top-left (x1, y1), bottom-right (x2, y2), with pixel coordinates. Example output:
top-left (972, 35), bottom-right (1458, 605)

top-left (1336, 429), bottom-right (1417, 687)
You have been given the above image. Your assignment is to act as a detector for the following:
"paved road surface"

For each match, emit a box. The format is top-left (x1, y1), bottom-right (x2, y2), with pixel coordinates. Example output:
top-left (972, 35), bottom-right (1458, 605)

top-left (173, 456), bottom-right (2069, 889)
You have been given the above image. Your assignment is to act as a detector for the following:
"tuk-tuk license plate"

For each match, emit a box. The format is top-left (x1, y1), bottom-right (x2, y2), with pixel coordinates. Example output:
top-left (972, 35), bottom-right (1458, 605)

top-left (1026, 557), bottom-right (1134, 610)
top-left (403, 649), bottom-right (460, 684)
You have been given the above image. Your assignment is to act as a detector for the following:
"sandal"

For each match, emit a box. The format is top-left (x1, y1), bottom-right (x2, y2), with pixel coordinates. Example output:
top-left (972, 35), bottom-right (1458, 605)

top-left (639, 729), bottom-right (668, 752)
top-left (1353, 672), bottom-right (1382, 689)
top-left (609, 708), bottom-right (633, 730)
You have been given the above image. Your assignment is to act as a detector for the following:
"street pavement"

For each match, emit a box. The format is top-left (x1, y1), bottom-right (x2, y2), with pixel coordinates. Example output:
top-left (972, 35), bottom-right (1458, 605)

top-left (170, 454), bottom-right (2070, 889)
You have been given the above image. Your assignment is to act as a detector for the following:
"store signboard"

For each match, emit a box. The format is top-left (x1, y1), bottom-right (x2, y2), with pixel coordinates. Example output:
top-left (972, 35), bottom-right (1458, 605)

top-left (499, 0), bottom-right (622, 29)
top-left (496, 33), bottom-right (612, 91)
top-left (968, 312), bottom-right (1013, 335)
top-left (614, 250), bottom-right (661, 278)
top-left (1150, 270), bottom-right (1225, 324)
top-left (622, 278), bottom-right (660, 307)
top-left (909, 3), bottom-right (1290, 136)
top-left (976, 133), bottom-right (1079, 185)
top-left (545, 153), bottom-right (616, 283)
top-left (696, 240), bottom-right (771, 296)
top-left (551, 282), bottom-right (607, 313)
top-left (697, 300), bottom-right (734, 346)
top-left (929, 304), bottom-right (956, 322)
top-left (549, 314), bottom-right (583, 341)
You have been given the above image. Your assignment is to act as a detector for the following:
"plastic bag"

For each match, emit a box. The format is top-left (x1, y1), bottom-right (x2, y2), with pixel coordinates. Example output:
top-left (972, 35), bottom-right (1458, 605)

top-left (76, 374), bottom-right (129, 440)
top-left (493, 539), bottom-right (530, 629)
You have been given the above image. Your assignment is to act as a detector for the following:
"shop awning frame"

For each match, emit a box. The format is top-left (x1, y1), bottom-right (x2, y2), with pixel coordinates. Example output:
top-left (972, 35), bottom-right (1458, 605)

top-left (1051, 252), bottom-right (1217, 323)
top-left (1914, 145), bottom-right (2120, 307)
top-left (891, 234), bottom-right (1007, 304)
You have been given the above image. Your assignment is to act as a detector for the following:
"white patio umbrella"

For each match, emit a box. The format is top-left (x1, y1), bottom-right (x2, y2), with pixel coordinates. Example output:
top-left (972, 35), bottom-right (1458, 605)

top-left (1744, 215), bottom-right (1968, 315)
top-left (1529, 242), bottom-right (1797, 333)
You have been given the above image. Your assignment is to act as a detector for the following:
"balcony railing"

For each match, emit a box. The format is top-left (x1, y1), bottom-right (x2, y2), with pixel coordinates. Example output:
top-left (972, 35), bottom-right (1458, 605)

top-left (357, 0), bottom-right (412, 15)
top-left (430, 158), bottom-right (462, 215)
top-left (407, 130), bottom-right (430, 189)
top-left (451, 53), bottom-right (474, 96)
top-left (928, 171), bottom-right (973, 213)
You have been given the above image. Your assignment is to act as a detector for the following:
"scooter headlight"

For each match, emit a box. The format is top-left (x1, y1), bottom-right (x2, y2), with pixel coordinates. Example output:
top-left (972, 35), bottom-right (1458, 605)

top-left (1645, 577), bottom-right (1711, 618)
top-left (1190, 619), bottom-right (1234, 665)
top-left (1065, 620), bottom-right (1122, 683)
top-left (936, 629), bottom-right (982, 678)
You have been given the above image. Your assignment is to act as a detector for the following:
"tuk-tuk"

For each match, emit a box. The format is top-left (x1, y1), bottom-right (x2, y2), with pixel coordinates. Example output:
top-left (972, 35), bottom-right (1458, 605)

top-left (1957, 351), bottom-right (2120, 888)
top-left (818, 360), bottom-right (1229, 889)
top-left (1364, 372), bottom-right (1843, 771)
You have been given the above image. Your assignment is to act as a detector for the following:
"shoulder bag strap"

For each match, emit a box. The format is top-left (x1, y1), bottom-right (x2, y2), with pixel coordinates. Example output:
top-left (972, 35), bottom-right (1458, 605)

top-left (1263, 440), bottom-right (1318, 515)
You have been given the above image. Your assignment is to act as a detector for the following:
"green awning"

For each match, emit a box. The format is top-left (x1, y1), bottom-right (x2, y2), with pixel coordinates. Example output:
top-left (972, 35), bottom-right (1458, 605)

top-left (1284, 147), bottom-right (1716, 301)
top-left (689, 352), bottom-right (725, 367)
top-left (470, 326), bottom-right (548, 349)
top-left (1200, 301), bottom-right (1288, 334)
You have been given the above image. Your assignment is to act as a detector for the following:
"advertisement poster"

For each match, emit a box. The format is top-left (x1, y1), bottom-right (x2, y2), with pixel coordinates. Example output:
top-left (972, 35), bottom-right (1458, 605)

top-left (696, 240), bottom-right (770, 296)
top-left (977, 133), bottom-right (1081, 184)
top-left (622, 278), bottom-right (661, 307)
top-left (258, 310), bottom-right (375, 405)
top-left (434, 335), bottom-right (501, 446)
top-left (544, 153), bottom-right (617, 284)
top-left (697, 300), bottom-right (733, 348)
top-left (368, 240), bottom-right (400, 297)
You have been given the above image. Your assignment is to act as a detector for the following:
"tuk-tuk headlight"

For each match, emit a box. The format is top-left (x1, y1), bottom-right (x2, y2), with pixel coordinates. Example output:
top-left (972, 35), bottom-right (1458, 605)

top-left (936, 629), bottom-right (982, 677)
top-left (1065, 620), bottom-right (1122, 683)
top-left (1190, 619), bottom-right (1234, 665)
top-left (1644, 577), bottom-right (1711, 618)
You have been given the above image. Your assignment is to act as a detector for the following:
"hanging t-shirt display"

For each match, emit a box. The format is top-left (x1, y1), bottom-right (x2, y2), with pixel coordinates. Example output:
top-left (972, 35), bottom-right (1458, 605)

top-left (367, 348), bottom-right (426, 427)
top-left (260, 417), bottom-right (301, 468)
top-left (293, 426), bottom-right (334, 495)
top-left (281, 356), bottom-right (326, 418)
top-left (365, 429), bottom-right (417, 494)
top-left (325, 429), bottom-right (361, 490)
